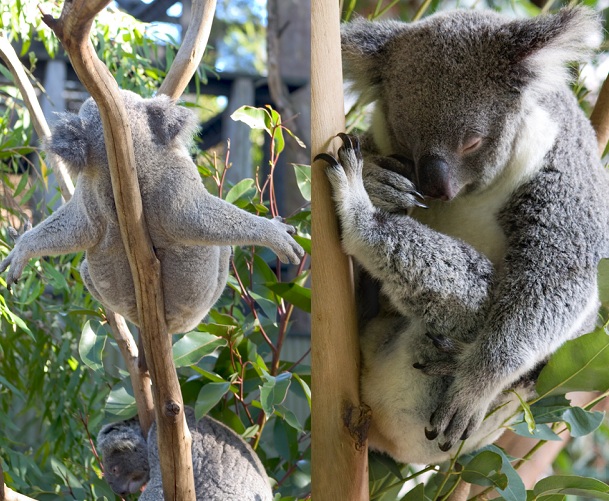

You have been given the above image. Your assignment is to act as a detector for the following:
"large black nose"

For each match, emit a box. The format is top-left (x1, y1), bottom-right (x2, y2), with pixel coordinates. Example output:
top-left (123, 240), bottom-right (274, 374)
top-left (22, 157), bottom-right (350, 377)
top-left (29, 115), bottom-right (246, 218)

top-left (416, 155), bottom-right (455, 200)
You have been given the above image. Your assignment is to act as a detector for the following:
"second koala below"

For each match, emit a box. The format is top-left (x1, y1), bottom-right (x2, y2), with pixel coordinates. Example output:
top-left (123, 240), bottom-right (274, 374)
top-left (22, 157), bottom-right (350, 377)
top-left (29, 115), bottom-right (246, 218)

top-left (326, 7), bottom-right (609, 464)
top-left (97, 408), bottom-right (273, 501)
top-left (0, 91), bottom-right (304, 334)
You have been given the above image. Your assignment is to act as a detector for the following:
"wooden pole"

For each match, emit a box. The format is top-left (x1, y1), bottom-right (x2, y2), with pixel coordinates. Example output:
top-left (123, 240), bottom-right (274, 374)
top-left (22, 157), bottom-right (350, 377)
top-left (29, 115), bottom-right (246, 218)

top-left (311, 1), bottom-right (370, 499)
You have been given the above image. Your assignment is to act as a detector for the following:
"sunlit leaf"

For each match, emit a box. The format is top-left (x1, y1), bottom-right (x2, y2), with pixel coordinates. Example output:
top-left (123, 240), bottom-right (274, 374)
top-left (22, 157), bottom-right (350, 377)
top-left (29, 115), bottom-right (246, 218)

top-left (172, 332), bottom-right (227, 368)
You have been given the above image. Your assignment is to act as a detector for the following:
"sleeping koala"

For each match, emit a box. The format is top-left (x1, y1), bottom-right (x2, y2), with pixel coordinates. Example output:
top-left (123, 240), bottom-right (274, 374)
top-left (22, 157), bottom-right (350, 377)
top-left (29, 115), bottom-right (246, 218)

top-left (97, 408), bottom-right (273, 500)
top-left (318, 7), bottom-right (609, 464)
top-left (0, 91), bottom-right (304, 334)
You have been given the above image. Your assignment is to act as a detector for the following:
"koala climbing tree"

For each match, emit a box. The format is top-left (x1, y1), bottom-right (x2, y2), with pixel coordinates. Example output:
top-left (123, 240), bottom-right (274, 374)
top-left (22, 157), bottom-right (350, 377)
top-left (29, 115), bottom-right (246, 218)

top-left (0, 0), bottom-right (299, 499)
top-left (317, 5), bottom-right (609, 499)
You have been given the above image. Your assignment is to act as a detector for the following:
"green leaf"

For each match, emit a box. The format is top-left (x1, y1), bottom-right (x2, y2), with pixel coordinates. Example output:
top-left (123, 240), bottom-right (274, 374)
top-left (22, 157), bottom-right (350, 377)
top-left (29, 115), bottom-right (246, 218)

top-left (533, 475), bottom-right (609, 500)
top-left (292, 234), bottom-right (311, 255)
top-left (508, 389), bottom-right (535, 434)
top-left (399, 484), bottom-right (426, 501)
top-left (460, 450), bottom-right (507, 489)
top-left (40, 260), bottom-right (69, 291)
top-left (105, 380), bottom-right (136, 418)
top-left (195, 382), bottom-right (231, 419)
top-left (512, 422), bottom-right (561, 441)
top-left (293, 373), bottom-right (311, 408)
top-left (230, 106), bottom-right (271, 133)
top-left (260, 371), bottom-right (291, 418)
top-left (536, 327), bottom-right (609, 397)
top-left (560, 407), bottom-right (604, 437)
top-left (293, 164), bottom-right (311, 201)
top-left (265, 282), bottom-right (311, 313)
top-left (172, 332), bottom-right (227, 368)
top-left (225, 178), bottom-right (256, 204)
top-left (78, 320), bottom-right (106, 374)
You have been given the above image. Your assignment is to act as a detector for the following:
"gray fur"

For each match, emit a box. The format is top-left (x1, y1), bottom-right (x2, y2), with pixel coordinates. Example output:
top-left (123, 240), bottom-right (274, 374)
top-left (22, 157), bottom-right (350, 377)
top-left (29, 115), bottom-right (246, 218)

top-left (98, 408), bottom-right (273, 500)
top-left (0, 90), bottom-right (304, 334)
top-left (324, 7), bottom-right (609, 463)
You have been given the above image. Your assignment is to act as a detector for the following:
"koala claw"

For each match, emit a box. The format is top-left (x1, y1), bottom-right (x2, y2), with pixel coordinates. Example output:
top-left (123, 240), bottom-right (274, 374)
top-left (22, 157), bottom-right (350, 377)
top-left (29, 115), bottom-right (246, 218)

top-left (314, 153), bottom-right (340, 169)
top-left (424, 427), bottom-right (438, 440)
top-left (336, 132), bottom-right (361, 154)
top-left (425, 332), bottom-right (461, 354)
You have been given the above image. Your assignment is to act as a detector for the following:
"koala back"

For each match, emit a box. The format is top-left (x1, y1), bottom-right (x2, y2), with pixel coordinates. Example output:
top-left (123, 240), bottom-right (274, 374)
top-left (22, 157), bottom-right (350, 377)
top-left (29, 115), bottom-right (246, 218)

top-left (142, 411), bottom-right (272, 501)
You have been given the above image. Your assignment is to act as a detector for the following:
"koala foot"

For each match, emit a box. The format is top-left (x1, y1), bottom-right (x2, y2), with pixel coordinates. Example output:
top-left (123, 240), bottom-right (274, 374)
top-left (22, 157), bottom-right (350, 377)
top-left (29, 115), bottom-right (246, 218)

top-left (413, 332), bottom-right (465, 376)
top-left (268, 216), bottom-right (305, 265)
top-left (426, 383), bottom-right (491, 451)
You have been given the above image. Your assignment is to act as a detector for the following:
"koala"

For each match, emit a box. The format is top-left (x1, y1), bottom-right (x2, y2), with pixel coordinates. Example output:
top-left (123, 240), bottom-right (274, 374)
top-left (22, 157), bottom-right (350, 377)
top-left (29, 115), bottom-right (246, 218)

top-left (319, 7), bottom-right (609, 464)
top-left (0, 90), bottom-right (304, 334)
top-left (97, 408), bottom-right (273, 500)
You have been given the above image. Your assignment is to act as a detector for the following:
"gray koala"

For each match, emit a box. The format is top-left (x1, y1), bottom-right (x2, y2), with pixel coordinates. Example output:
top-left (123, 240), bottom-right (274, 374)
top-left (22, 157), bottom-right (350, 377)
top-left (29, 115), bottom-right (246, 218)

top-left (0, 90), bottom-right (304, 334)
top-left (97, 408), bottom-right (273, 500)
top-left (318, 7), bottom-right (609, 464)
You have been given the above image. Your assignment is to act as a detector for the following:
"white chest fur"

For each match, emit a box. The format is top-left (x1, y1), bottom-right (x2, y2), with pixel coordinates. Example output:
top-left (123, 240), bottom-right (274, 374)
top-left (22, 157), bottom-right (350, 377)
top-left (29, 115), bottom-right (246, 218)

top-left (412, 103), bottom-right (558, 266)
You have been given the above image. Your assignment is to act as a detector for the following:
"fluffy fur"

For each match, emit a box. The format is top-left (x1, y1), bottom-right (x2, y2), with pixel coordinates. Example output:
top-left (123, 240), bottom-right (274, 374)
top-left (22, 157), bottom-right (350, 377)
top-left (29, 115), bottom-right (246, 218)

top-left (0, 90), bottom-right (304, 333)
top-left (323, 7), bottom-right (609, 463)
top-left (98, 408), bottom-right (273, 500)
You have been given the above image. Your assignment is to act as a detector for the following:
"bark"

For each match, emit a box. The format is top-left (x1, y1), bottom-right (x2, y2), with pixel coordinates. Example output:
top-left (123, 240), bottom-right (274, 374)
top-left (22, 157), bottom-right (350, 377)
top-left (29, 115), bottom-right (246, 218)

top-left (41, 1), bottom-right (197, 498)
top-left (311, 0), bottom-right (370, 499)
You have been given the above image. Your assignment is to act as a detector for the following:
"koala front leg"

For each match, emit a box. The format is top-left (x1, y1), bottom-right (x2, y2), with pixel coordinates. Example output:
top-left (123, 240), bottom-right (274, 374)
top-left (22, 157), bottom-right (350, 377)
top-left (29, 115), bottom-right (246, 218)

top-left (318, 134), bottom-right (494, 338)
top-left (159, 190), bottom-right (304, 265)
top-left (1, 194), bottom-right (100, 286)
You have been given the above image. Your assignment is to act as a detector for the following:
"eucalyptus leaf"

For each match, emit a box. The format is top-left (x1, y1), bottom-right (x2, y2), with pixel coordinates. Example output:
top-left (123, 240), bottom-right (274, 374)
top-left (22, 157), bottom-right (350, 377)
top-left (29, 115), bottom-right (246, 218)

top-left (265, 282), bottom-right (311, 313)
top-left (230, 105), bottom-right (270, 133)
top-left (195, 382), bottom-right (231, 420)
top-left (460, 450), bottom-right (507, 488)
top-left (172, 332), bottom-right (227, 368)
top-left (78, 320), bottom-right (106, 374)
top-left (536, 327), bottom-right (609, 397)
top-left (533, 475), bottom-right (609, 500)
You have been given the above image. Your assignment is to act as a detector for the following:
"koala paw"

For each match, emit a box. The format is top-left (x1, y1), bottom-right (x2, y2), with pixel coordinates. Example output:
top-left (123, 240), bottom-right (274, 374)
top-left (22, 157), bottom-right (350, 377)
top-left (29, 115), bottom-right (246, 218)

top-left (0, 222), bottom-right (33, 289)
top-left (315, 133), bottom-right (364, 192)
top-left (268, 216), bottom-right (305, 265)
top-left (413, 332), bottom-right (465, 377)
top-left (363, 159), bottom-right (427, 212)
top-left (425, 383), bottom-right (491, 451)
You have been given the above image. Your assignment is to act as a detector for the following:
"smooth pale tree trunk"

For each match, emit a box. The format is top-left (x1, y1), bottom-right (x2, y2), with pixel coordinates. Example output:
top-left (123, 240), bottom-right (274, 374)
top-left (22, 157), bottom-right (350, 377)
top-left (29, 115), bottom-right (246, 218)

top-left (311, 0), bottom-right (370, 499)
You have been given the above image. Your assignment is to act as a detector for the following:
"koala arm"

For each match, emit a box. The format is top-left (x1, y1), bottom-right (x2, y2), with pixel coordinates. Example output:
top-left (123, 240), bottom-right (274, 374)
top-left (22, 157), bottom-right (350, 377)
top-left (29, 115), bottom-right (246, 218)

top-left (157, 176), bottom-right (304, 265)
top-left (428, 176), bottom-right (603, 448)
top-left (0, 190), bottom-right (100, 285)
top-left (321, 136), bottom-right (494, 338)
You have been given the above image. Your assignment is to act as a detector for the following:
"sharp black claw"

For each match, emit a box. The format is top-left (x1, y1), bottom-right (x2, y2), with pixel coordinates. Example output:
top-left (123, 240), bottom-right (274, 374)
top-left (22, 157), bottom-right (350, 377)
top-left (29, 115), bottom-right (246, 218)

top-left (314, 153), bottom-right (339, 168)
top-left (425, 427), bottom-right (438, 440)
top-left (336, 132), bottom-right (352, 149)
top-left (413, 199), bottom-right (429, 209)
top-left (461, 429), bottom-right (471, 441)
top-left (413, 362), bottom-right (426, 370)
top-left (439, 442), bottom-right (453, 452)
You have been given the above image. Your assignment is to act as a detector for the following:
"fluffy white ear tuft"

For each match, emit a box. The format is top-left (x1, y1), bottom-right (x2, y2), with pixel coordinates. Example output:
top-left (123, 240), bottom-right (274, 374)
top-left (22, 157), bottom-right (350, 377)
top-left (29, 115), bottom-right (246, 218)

top-left (503, 7), bottom-right (602, 94)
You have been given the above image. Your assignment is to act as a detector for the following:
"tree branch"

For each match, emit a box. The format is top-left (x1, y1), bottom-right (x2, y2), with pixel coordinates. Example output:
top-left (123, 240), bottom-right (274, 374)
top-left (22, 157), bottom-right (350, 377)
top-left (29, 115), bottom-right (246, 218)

top-left (590, 75), bottom-right (609, 155)
top-left (311, 0), bottom-right (370, 498)
top-left (0, 35), bottom-right (74, 201)
top-left (41, 2), bottom-right (195, 499)
top-left (157, 0), bottom-right (217, 99)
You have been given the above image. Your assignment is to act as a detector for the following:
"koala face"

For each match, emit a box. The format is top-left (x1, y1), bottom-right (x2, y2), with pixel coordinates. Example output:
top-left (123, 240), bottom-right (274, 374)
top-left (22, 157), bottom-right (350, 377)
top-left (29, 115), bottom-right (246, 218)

top-left (342, 9), bottom-right (602, 200)
top-left (103, 449), bottom-right (150, 495)
top-left (97, 420), bottom-right (150, 496)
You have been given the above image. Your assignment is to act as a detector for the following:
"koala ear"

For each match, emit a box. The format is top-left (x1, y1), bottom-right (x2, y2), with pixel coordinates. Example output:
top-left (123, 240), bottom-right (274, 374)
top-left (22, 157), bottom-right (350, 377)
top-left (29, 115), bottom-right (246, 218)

top-left (145, 96), bottom-right (199, 146)
top-left (45, 113), bottom-right (88, 178)
top-left (501, 7), bottom-right (602, 92)
top-left (341, 18), bottom-right (408, 103)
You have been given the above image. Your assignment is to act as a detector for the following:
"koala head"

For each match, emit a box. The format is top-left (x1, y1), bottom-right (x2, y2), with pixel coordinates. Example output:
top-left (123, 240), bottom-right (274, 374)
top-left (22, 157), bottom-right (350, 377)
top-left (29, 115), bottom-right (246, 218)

top-left (97, 418), bottom-right (150, 496)
top-left (342, 8), bottom-right (601, 199)
top-left (46, 90), bottom-right (200, 178)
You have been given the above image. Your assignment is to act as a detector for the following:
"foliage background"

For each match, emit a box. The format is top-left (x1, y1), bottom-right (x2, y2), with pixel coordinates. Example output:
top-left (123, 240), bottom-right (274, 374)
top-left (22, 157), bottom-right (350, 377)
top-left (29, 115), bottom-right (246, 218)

top-left (0, 1), bottom-right (311, 500)
top-left (342, 0), bottom-right (609, 500)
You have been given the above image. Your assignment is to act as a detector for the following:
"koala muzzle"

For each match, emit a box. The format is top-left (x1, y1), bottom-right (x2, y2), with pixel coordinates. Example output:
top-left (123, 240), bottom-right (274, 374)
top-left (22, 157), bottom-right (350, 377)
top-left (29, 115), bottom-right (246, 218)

top-left (416, 155), bottom-right (455, 201)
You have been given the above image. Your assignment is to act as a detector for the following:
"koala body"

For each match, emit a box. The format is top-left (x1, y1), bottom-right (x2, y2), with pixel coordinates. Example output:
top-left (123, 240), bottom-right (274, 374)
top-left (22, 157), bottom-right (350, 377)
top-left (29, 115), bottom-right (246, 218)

top-left (98, 408), bottom-right (273, 500)
top-left (0, 91), bottom-right (303, 333)
top-left (325, 8), bottom-right (609, 463)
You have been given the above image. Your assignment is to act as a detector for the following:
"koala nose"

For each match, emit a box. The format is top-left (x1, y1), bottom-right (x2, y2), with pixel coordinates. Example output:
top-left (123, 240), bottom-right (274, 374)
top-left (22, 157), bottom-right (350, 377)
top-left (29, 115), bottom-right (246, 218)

top-left (416, 155), bottom-right (455, 201)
